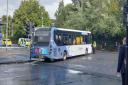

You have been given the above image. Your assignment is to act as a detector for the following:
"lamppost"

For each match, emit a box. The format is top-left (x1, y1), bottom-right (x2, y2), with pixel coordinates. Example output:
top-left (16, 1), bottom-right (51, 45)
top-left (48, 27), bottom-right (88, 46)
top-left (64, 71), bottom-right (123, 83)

top-left (124, 0), bottom-right (128, 84)
top-left (6, 0), bottom-right (8, 50)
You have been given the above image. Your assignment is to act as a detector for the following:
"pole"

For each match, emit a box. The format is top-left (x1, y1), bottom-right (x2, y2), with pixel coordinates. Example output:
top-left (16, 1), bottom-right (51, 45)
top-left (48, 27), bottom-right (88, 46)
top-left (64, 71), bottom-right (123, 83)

top-left (29, 22), bottom-right (34, 61)
top-left (126, 0), bottom-right (128, 85)
top-left (6, 0), bottom-right (8, 51)
top-left (11, 19), bottom-right (14, 37)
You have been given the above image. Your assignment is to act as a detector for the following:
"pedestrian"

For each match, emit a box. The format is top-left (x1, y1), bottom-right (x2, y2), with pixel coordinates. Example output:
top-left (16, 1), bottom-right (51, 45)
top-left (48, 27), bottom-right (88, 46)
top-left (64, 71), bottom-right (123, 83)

top-left (117, 37), bottom-right (126, 85)
top-left (92, 41), bottom-right (96, 54)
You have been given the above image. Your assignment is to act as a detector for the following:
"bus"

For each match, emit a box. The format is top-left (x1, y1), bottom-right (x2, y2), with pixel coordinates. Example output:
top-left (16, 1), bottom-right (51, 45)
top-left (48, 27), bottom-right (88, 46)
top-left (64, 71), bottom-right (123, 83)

top-left (31, 27), bottom-right (92, 61)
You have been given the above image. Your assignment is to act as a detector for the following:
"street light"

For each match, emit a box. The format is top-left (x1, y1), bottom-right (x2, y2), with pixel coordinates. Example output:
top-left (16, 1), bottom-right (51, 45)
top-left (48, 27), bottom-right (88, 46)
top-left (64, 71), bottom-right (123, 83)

top-left (6, 0), bottom-right (8, 51)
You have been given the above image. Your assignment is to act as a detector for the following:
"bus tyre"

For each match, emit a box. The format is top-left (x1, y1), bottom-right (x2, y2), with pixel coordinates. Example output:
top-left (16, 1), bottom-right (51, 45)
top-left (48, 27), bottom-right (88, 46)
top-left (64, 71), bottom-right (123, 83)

top-left (63, 52), bottom-right (67, 61)
top-left (85, 48), bottom-right (88, 55)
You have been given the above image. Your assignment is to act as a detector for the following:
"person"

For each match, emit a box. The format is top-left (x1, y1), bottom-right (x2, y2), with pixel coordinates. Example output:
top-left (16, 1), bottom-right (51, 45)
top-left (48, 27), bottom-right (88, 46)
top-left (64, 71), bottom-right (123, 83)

top-left (92, 41), bottom-right (96, 54)
top-left (117, 37), bottom-right (126, 85)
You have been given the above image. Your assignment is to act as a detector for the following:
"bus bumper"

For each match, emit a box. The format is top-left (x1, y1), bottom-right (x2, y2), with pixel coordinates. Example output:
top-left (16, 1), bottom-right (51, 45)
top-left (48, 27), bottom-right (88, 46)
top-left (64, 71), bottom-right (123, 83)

top-left (31, 54), bottom-right (50, 59)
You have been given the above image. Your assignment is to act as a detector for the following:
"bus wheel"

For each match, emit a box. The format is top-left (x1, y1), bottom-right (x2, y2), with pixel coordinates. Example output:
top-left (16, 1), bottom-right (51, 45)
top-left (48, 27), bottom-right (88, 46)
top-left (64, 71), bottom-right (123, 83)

top-left (63, 52), bottom-right (67, 61)
top-left (85, 48), bottom-right (88, 55)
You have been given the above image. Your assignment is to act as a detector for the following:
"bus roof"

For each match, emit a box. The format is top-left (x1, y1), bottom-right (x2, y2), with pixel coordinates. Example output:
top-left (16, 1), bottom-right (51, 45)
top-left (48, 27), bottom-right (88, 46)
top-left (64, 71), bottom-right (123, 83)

top-left (55, 28), bottom-right (91, 34)
top-left (35, 27), bottom-right (50, 31)
top-left (35, 27), bottom-right (91, 34)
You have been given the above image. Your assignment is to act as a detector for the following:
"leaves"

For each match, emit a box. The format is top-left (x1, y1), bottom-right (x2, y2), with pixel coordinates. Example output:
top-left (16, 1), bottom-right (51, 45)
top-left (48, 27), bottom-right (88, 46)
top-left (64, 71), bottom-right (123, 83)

top-left (55, 0), bottom-right (125, 45)
top-left (12, 0), bottom-right (51, 42)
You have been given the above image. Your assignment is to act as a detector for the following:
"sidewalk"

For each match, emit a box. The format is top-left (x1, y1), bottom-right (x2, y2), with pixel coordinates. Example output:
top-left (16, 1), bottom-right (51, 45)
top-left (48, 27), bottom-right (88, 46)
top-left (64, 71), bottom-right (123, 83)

top-left (0, 47), bottom-right (31, 64)
top-left (0, 55), bottom-right (31, 64)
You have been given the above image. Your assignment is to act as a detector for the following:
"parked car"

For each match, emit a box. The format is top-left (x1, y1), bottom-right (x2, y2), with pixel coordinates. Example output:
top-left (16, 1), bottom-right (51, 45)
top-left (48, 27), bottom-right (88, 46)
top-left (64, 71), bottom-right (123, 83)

top-left (18, 38), bottom-right (31, 47)
top-left (2, 39), bottom-right (12, 46)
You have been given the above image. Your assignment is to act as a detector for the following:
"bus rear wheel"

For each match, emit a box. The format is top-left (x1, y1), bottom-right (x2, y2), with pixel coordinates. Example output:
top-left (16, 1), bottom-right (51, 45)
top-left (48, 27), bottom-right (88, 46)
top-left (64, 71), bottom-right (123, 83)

top-left (63, 52), bottom-right (67, 61)
top-left (85, 48), bottom-right (88, 55)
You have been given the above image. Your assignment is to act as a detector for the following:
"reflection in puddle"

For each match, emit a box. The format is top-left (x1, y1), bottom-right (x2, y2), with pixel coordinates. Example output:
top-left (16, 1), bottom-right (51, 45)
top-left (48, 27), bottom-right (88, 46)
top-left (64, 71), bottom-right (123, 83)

top-left (67, 69), bottom-right (83, 74)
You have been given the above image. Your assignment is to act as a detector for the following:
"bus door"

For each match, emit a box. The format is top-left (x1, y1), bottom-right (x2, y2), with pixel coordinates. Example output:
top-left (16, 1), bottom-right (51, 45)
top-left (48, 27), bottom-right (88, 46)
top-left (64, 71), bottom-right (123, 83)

top-left (64, 33), bottom-right (75, 56)
top-left (54, 32), bottom-right (63, 57)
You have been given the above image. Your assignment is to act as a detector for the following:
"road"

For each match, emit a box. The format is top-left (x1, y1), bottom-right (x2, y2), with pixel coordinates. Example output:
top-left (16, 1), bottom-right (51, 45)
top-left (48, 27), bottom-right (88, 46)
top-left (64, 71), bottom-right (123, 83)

top-left (0, 51), bottom-right (121, 85)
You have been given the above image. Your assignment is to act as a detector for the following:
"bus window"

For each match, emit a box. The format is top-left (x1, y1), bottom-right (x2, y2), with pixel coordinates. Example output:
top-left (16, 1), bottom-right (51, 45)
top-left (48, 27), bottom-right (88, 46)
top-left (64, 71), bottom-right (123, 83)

top-left (54, 33), bottom-right (63, 46)
top-left (73, 35), bottom-right (76, 45)
top-left (81, 36), bottom-right (83, 44)
top-left (55, 35), bottom-right (58, 41)
top-left (84, 35), bottom-right (88, 44)
top-left (69, 35), bottom-right (73, 45)
top-left (34, 28), bottom-right (50, 46)
top-left (84, 34), bottom-right (92, 44)
top-left (76, 36), bottom-right (81, 45)
top-left (58, 34), bottom-right (63, 46)
top-left (63, 33), bottom-right (68, 45)
top-left (54, 33), bottom-right (59, 45)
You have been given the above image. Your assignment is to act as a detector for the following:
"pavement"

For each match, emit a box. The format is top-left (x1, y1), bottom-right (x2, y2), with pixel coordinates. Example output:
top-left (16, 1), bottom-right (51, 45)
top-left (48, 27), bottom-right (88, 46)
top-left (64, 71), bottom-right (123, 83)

top-left (0, 49), bottom-right (121, 85)
top-left (0, 47), bottom-right (30, 64)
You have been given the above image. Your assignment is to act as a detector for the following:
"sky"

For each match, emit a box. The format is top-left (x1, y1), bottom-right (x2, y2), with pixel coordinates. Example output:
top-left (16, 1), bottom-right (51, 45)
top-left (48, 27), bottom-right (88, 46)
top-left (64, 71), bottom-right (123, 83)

top-left (0, 0), bottom-right (72, 19)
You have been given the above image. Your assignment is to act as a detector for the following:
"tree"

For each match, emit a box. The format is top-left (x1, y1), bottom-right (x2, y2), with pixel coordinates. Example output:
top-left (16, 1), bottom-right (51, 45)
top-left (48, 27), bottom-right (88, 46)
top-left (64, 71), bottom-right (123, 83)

top-left (1, 15), bottom-right (12, 38)
top-left (55, 0), bottom-right (125, 48)
top-left (55, 0), bottom-right (66, 27)
top-left (12, 0), bottom-right (51, 42)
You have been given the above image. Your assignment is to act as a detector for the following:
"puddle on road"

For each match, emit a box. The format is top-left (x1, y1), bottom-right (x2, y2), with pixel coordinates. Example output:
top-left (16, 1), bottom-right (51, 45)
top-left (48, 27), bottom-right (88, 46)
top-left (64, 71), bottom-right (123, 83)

top-left (67, 69), bottom-right (83, 74)
top-left (88, 57), bottom-right (93, 60)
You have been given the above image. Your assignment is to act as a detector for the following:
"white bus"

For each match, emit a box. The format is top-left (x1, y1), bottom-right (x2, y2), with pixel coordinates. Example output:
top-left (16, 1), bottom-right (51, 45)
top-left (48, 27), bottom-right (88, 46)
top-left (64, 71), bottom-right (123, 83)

top-left (31, 27), bottom-right (92, 61)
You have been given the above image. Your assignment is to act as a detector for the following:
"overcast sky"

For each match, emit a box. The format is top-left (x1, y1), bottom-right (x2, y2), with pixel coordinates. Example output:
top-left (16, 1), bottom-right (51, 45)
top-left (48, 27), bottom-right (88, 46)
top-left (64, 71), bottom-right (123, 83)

top-left (0, 0), bottom-right (72, 19)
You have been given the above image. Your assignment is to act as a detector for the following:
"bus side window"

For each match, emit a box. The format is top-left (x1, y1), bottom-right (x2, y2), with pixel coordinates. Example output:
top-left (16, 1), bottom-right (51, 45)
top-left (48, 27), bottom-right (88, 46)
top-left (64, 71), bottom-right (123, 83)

top-left (73, 36), bottom-right (76, 45)
top-left (82, 36), bottom-right (84, 44)
top-left (62, 33), bottom-right (68, 45)
top-left (58, 34), bottom-right (63, 46)
top-left (76, 35), bottom-right (81, 45)
top-left (84, 35), bottom-right (88, 44)
top-left (80, 36), bottom-right (83, 45)
top-left (54, 33), bottom-right (59, 45)
top-left (69, 35), bottom-right (72, 45)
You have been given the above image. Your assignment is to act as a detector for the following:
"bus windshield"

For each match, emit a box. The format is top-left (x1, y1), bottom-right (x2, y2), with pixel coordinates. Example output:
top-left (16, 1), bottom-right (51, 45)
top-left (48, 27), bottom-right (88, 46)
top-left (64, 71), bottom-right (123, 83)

top-left (34, 28), bottom-right (50, 46)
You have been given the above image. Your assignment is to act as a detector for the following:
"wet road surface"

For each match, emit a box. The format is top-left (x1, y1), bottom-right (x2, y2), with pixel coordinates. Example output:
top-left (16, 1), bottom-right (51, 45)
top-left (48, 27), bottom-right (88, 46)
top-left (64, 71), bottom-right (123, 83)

top-left (0, 51), bottom-right (121, 85)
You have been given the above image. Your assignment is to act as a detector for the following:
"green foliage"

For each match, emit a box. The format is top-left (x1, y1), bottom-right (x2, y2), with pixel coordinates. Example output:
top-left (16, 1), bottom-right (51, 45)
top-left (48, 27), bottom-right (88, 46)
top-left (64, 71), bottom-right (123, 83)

top-left (1, 15), bottom-right (12, 38)
top-left (12, 0), bottom-right (51, 42)
top-left (55, 0), bottom-right (66, 27)
top-left (55, 0), bottom-right (125, 48)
